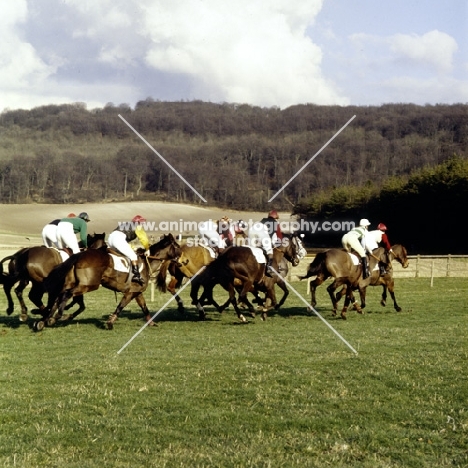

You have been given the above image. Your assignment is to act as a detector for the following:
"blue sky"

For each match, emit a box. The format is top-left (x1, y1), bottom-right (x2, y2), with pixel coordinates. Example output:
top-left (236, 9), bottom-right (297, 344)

top-left (1, 0), bottom-right (467, 111)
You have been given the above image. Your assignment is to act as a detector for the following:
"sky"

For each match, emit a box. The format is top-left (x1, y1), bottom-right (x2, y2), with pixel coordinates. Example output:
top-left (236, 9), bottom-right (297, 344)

top-left (1, 0), bottom-right (467, 112)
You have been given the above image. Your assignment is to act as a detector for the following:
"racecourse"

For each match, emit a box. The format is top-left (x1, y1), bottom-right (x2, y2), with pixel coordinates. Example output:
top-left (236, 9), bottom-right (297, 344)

top-left (1, 272), bottom-right (467, 467)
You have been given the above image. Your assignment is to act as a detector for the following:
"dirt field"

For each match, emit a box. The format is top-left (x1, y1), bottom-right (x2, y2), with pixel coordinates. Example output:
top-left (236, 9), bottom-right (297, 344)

top-left (0, 202), bottom-right (290, 257)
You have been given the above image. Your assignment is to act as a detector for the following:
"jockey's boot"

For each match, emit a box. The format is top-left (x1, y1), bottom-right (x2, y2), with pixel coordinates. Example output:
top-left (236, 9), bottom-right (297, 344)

top-left (131, 264), bottom-right (144, 285)
top-left (361, 257), bottom-right (370, 279)
top-left (379, 262), bottom-right (387, 276)
top-left (265, 255), bottom-right (274, 277)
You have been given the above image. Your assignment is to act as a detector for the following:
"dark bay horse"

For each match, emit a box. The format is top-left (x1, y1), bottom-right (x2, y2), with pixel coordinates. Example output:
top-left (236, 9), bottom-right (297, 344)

top-left (299, 244), bottom-right (409, 319)
top-left (0, 233), bottom-right (106, 322)
top-left (189, 246), bottom-right (269, 322)
top-left (40, 234), bottom-right (181, 331)
top-left (190, 234), bottom-right (306, 321)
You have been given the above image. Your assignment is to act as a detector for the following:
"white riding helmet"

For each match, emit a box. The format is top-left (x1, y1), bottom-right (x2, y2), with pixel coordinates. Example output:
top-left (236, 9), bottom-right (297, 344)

top-left (359, 218), bottom-right (371, 227)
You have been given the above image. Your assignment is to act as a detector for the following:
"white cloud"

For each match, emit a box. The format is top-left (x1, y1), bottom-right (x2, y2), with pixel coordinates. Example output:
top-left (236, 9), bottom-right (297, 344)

top-left (389, 30), bottom-right (458, 73)
top-left (141, 0), bottom-right (346, 107)
top-left (0, 1), bottom-right (55, 106)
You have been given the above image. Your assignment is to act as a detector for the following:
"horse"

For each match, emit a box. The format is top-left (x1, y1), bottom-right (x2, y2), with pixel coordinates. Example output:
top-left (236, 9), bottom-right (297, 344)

top-left (156, 243), bottom-right (215, 312)
top-left (189, 246), bottom-right (270, 322)
top-left (190, 234), bottom-right (307, 321)
top-left (0, 233), bottom-right (106, 322)
top-left (40, 233), bottom-right (181, 331)
top-left (335, 245), bottom-right (409, 315)
top-left (242, 233), bottom-right (307, 311)
top-left (155, 229), bottom-right (248, 313)
top-left (299, 244), bottom-right (409, 319)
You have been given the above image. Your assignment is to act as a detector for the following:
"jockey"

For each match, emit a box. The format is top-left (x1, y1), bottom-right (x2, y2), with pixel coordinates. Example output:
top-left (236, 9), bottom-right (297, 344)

top-left (230, 219), bottom-right (248, 246)
top-left (42, 213), bottom-right (77, 249)
top-left (248, 210), bottom-right (283, 275)
top-left (198, 218), bottom-right (227, 254)
top-left (363, 223), bottom-right (393, 275)
top-left (341, 218), bottom-right (371, 279)
top-left (56, 212), bottom-right (90, 254)
top-left (107, 214), bottom-right (150, 285)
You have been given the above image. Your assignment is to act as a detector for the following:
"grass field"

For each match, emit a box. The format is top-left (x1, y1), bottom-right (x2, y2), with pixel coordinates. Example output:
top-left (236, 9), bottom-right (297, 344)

top-left (0, 277), bottom-right (467, 467)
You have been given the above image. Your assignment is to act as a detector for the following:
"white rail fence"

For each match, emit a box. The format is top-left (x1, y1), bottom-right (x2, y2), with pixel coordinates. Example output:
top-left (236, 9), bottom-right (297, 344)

top-left (287, 254), bottom-right (468, 282)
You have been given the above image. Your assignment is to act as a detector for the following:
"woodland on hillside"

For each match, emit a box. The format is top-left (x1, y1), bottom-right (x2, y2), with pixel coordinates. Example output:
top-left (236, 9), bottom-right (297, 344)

top-left (0, 100), bottom-right (466, 208)
top-left (1, 99), bottom-right (467, 253)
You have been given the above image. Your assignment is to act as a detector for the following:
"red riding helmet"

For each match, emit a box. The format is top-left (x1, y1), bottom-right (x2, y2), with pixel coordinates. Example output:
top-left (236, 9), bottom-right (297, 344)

top-left (132, 215), bottom-right (146, 223)
top-left (67, 213), bottom-right (76, 217)
top-left (268, 210), bottom-right (279, 219)
top-left (377, 223), bottom-right (387, 231)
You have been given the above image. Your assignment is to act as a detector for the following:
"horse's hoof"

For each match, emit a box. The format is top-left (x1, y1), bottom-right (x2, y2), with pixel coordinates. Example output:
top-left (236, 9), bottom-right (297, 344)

top-left (19, 314), bottom-right (28, 322)
top-left (380, 300), bottom-right (386, 307)
top-left (33, 321), bottom-right (45, 332)
top-left (341, 313), bottom-right (347, 320)
top-left (395, 306), bottom-right (402, 312)
top-left (106, 321), bottom-right (114, 330)
top-left (47, 317), bottom-right (56, 327)
top-left (261, 313), bottom-right (267, 321)
top-left (6, 308), bottom-right (13, 316)
top-left (239, 314), bottom-right (247, 323)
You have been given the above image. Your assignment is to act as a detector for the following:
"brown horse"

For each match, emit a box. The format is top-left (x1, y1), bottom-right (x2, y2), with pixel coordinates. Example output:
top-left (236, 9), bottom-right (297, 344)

top-left (156, 244), bottom-right (215, 312)
top-left (189, 246), bottom-right (270, 322)
top-left (40, 233), bottom-right (181, 331)
top-left (0, 233), bottom-right (106, 322)
top-left (299, 244), bottom-right (409, 319)
top-left (190, 234), bottom-right (306, 321)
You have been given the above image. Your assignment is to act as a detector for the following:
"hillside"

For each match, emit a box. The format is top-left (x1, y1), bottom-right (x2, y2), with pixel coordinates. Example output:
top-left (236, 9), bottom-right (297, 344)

top-left (0, 201), bottom-right (286, 257)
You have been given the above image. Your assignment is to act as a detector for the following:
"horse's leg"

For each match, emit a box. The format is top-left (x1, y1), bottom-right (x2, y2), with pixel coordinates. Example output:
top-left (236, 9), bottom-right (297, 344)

top-left (231, 282), bottom-right (248, 323)
top-left (106, 292), bottom-right (137, 330)
top-left (61, 295), bottom-right (86, 321)
top-left (381, 284), bottom-right (388, 307)
top-left (168, 276), bottom-right (185, 313)
top-left (309, 276), bottom-right (324, 308)
top-left (3, 277), bottom-right (17, 316)
top-left (14, 279), bottom-right (31, 321)
top-left (275, 281), bottom-right (289, 309)
top-left (387, 279), bottom-right (401, 312)
top-left (326, 280), bottom-right (339, 316)
top-left (134, 293), bottom-right (157, 325)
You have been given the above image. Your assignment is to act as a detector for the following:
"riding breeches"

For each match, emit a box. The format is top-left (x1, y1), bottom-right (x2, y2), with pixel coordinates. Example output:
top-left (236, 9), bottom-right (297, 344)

top-left (342, 231), bottom-right (366, 257)
top-left (248, 223), bottom-right (273, 255)
top-left (56, 221), bottom-right (80, 254)
top-left (199, 221), bottom-right (226, 249)
top-left (108, 230), bottom-right (138, 262)
top-left (42, 224), bottom-right (59, 248)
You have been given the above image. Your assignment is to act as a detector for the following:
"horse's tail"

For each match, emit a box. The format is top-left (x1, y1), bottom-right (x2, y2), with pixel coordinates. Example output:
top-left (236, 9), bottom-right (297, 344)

top-left (155, 260), bottom-right (170, 293)
top-left (298, 252), bottom-right (327, 280)
top-left (43, 254), bottom-right (81, 295)
top-left (0, 255), bottom-right (15, 282)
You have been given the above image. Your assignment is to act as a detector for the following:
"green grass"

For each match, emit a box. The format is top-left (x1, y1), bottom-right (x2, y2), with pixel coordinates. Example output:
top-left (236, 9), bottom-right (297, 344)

top-left (0, 278), bottom-right (467, 467)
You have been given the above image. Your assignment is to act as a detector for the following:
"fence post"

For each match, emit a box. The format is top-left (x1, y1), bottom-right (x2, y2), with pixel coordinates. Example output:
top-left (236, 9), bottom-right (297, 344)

top-left (446, 255), bottom-right (451, 277)
top-left (415, 255), bottom-right (420, 278)
top-left (430, 260), bottom-right (434, 287)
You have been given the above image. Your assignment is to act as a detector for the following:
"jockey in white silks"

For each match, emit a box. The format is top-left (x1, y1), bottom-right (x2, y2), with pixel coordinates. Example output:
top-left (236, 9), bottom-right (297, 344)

top-left (198, 218), bottom-right (227, 252)
top-left (248, 210), bottom-right (283, 275)
top-left (341, 218), bottom-right (372, 279)
top-left (42, 219), bottom-right (61, 248)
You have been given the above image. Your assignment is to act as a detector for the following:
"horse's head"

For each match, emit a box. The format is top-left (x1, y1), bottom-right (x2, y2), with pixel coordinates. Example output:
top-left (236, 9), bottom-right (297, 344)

top-left (391, 244), bottom-right (409, 268)
top-left (88, 232), bottom-right (107, 249)
top-left (149, 233), bottom-right (182, 262)
top-left (278, 234), bottom-right (307, 267)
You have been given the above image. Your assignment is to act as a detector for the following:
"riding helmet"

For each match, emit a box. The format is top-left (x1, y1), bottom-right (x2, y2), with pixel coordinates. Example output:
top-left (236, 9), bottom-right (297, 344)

top-left (132, 215), bottom-right (146, 223)
top-left (377, 223), bottom-right (387, 231)
top-left (78, 212), bottom-right (90, 222)
top-left (359, 218), bottom-right (371, 227)
top-left (268, 210), bottom-right (279, 219)
top-left (67, 213), bottom-right (76, 217)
